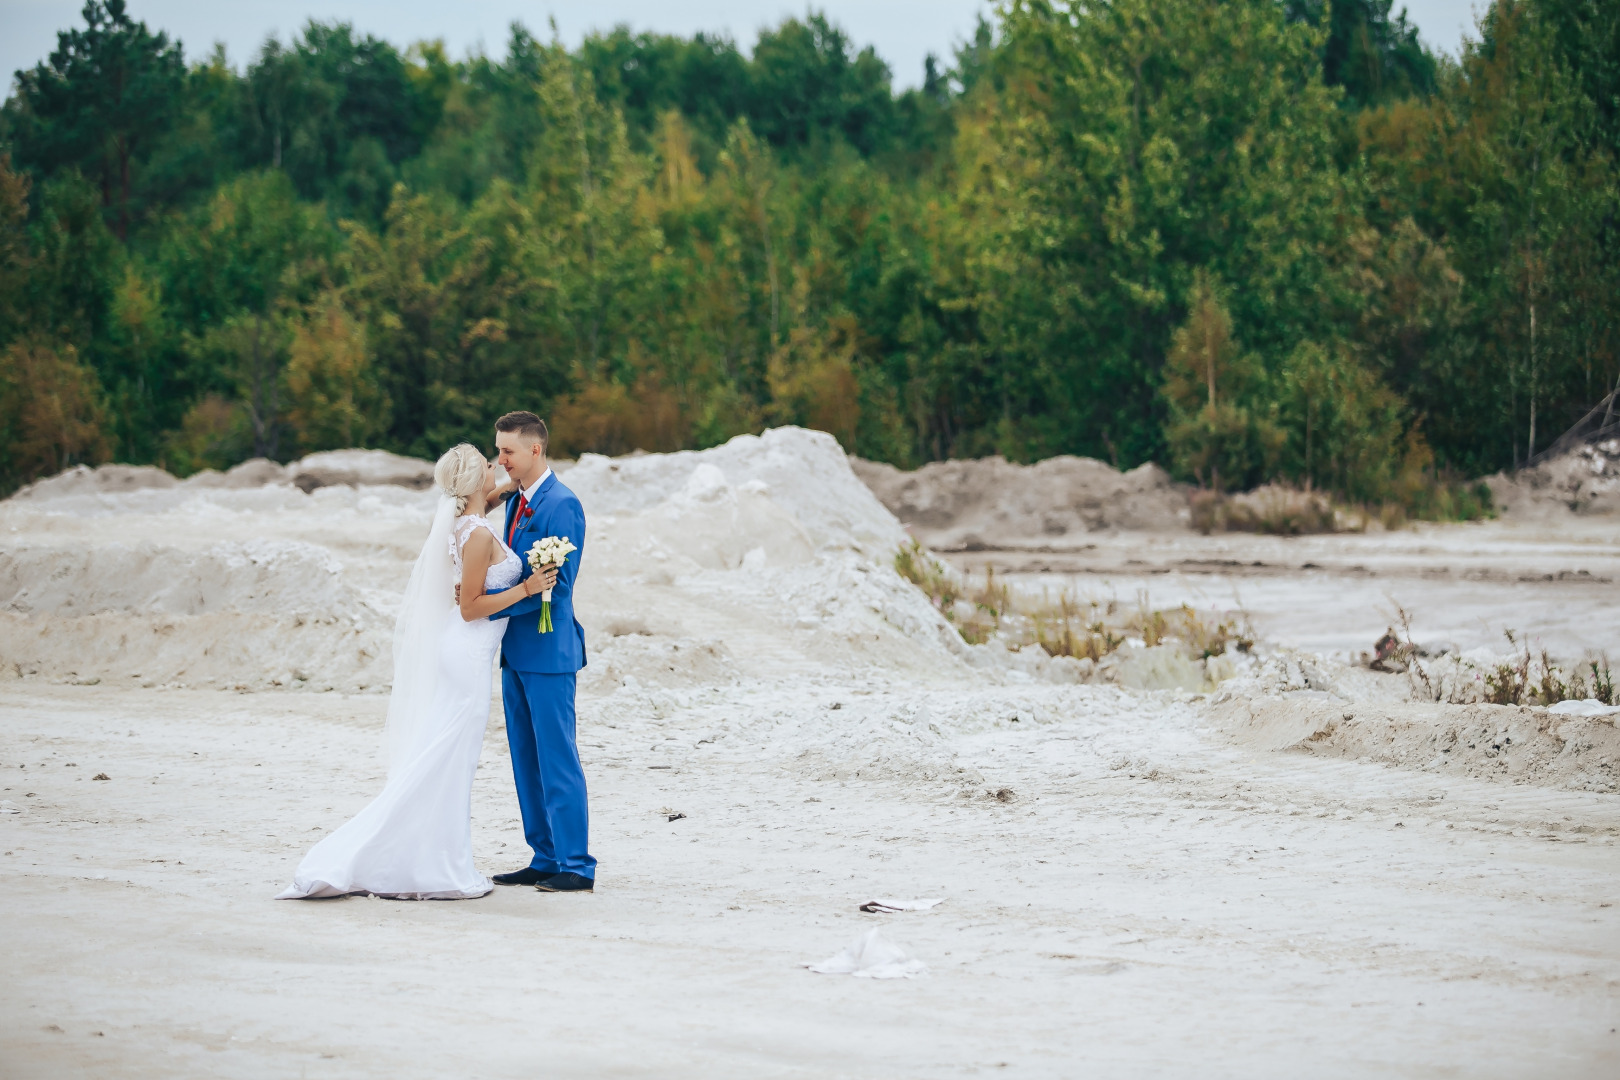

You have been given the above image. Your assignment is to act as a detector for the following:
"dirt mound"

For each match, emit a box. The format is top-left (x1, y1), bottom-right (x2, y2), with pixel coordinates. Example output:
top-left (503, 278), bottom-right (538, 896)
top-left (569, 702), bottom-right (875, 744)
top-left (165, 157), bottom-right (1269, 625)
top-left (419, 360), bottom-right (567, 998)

top-left (1488, 438), bottom-right (1620, 518)
top-left (286, 449), bottom-right (434, 492)
top-left (11, 463), bottom-right (179, 501)
top-left (850, 455), bottom-right (1188, 548)
top-left (8, 449), bottom-right (437, 506)
top-left (183, 458), bottom-right (292, 489)
top-left (1208, 692), bottom-right (1620, 793)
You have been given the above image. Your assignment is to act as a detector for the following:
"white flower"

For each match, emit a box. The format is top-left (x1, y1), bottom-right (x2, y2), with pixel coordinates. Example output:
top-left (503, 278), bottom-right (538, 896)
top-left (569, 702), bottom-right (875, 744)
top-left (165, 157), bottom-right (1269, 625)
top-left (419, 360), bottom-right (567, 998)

top-left (526, 536), bottom-right (577, 570)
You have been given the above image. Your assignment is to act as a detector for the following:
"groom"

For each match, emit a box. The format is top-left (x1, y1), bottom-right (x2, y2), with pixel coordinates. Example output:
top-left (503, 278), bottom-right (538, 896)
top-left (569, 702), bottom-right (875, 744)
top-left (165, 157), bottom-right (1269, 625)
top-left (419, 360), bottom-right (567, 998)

top-left (488, 411), bottom-right (596, 892)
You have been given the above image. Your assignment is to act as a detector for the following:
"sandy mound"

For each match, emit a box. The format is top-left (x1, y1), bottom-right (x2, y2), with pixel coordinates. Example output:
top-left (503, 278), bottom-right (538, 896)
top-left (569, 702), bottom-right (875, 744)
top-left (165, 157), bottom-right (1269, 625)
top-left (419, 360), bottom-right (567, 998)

top-left (0, 428), bottom-right (975, 693)
top-left (570, 429), bottom-right (905, 557)
top-left (1488, 438), bottom-right (1620, 518)
top-left (9, 448), bottom-right (438, 504)
top-left (286, 449), bottom-right (435, 492)
top-left (1208, 691), bottom-right (1620, 793)
top-left (850, 455), bottom-right (1187, 549)
top-left (10, 463), bottom-right (179, 500)
top-left (183, 458), bottom-right (291, 489)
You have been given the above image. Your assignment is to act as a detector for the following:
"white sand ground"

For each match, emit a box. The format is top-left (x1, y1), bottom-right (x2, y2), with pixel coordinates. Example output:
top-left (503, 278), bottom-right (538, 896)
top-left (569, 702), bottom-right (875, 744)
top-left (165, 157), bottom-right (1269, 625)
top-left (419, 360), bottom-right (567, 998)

top-left (4, 681), bottom-right (1619, 1077)
top-left (3, 429), bottom-right (1619, 1076)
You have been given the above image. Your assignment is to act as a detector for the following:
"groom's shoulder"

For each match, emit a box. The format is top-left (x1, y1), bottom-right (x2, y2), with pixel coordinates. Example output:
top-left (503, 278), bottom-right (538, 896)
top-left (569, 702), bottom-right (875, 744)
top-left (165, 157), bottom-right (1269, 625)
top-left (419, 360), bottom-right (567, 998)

top-left (549, 476), bottom-right (583, 511)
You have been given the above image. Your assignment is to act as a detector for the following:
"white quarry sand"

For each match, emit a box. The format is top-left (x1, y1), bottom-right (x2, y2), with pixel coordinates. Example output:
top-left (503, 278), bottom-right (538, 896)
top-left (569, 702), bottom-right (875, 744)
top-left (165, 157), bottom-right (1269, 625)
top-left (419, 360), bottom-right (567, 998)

top-left (2, 429), bottom-right (1618, 1077)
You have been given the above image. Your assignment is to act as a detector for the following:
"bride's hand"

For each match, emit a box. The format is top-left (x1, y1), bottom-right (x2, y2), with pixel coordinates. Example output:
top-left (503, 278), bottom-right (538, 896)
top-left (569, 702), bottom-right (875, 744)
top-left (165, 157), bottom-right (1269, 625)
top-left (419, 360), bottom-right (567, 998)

top-left (528, 566), bottom-right (558, 594)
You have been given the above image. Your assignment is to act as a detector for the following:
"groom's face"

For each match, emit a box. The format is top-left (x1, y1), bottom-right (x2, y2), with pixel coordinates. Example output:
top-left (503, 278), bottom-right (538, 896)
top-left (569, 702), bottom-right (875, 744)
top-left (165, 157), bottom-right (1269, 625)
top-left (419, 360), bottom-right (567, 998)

top-left (495, 431), bottom-right (546, 485)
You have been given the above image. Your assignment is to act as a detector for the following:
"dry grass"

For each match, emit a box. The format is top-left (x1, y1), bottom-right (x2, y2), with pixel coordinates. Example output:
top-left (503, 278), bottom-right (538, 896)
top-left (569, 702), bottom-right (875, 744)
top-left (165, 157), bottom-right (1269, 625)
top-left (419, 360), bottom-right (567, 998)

top-left (1481, 631), bottom-right (1616, 707)
top-left (1380, 605), bottom-right (1616, 706)
top-left (895, 541), bottom-right (1254, 661)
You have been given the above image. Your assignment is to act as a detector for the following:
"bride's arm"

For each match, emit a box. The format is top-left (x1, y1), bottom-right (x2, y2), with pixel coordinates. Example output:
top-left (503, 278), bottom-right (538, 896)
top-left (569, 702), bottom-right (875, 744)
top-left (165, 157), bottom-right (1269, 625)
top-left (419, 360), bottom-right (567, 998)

top-left (457, 530), bottom-right (557, 622)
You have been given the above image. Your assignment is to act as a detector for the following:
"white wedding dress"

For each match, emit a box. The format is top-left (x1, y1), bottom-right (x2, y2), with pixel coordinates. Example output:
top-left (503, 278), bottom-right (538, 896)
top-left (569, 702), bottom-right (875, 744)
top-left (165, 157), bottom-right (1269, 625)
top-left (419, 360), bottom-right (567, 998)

top-left (276, 511), bottom-right (521, 900)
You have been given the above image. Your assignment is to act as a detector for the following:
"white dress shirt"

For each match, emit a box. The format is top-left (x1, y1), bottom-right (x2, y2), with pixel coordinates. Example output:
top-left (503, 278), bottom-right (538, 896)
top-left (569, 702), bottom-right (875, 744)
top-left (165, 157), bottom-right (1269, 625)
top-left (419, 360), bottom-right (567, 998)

top-left (505, 467), bottom-right (552, 538)
top-left (519, 467), bottom-right (553, 506)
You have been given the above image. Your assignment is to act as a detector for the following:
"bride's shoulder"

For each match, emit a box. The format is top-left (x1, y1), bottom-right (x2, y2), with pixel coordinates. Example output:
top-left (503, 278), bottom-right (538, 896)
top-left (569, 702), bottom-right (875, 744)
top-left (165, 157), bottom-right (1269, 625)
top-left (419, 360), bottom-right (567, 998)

top-left (453, 515), bottom-right (493, 542)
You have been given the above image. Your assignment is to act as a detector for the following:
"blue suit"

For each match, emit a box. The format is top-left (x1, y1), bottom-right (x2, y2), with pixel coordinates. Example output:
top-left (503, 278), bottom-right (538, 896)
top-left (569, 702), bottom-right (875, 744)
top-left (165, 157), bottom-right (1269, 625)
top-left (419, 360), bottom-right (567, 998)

top-left (491, 472), bottom-right (595, 879)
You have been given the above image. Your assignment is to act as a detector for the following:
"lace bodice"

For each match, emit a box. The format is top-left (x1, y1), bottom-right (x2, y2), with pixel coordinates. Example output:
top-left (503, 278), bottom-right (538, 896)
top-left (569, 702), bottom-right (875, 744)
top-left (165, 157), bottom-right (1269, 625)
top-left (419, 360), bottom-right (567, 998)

top-left (451, 515), bottom-right (523, 592)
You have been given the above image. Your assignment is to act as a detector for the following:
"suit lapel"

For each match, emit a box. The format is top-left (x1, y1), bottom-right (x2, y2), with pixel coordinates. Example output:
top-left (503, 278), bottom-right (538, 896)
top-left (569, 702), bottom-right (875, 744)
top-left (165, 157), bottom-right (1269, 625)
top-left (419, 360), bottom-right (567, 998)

top-left (508, 471), bottom-right (556, 547)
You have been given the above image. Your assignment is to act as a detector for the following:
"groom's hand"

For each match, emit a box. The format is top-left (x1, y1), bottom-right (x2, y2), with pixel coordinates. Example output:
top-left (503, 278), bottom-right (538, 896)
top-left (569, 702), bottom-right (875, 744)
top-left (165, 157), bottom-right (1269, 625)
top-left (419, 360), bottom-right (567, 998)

top-left (454, 583), bottom-right (461, 603)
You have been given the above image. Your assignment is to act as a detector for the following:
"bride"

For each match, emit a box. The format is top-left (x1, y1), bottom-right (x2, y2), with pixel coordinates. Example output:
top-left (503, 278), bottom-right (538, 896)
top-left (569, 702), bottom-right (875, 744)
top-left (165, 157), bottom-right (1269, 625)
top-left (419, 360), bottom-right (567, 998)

top-left (276, 444), bottom-right (556, 900)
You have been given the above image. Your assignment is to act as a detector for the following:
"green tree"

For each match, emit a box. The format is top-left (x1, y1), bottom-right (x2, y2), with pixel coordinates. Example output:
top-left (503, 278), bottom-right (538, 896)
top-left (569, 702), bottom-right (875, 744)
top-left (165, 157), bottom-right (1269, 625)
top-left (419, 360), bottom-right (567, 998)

top-left (5, 0), bottom-right (185, 238)
top-left (1160, 272), bottom-right (1282, 490)
top-left (284, 293), bottom-right (387, 451)
top-left (240, 22), bottom-right (446, 221)
top-left (1286, 0), bottom-right (1437, 108)
top-left (747, 15), bottom-right (896, 155)
top-left (971, 0), bottom-right (1350, 464)
top-left (0, 338), bottom-right (110, 490)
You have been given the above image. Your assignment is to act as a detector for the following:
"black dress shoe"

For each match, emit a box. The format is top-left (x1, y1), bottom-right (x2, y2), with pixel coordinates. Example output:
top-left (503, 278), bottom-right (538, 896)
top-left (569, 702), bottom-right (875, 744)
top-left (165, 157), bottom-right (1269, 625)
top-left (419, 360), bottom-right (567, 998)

top-left (534, 872), bottom-right (593, 893)
top-left (493, 867), bottom-right (554, 886)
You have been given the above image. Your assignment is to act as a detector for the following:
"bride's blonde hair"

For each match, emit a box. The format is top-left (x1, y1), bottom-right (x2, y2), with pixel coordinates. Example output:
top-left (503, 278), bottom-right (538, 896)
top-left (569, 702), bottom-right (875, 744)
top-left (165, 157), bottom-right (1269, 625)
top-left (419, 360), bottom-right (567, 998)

top-left (434, 443), bottom-right (486, 515)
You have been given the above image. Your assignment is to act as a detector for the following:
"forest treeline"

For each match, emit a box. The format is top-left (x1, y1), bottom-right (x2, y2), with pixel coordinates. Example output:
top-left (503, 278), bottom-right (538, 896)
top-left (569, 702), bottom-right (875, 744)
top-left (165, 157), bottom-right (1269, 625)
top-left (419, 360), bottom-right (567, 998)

top-left (1, 0), bottom-right (1617, 509)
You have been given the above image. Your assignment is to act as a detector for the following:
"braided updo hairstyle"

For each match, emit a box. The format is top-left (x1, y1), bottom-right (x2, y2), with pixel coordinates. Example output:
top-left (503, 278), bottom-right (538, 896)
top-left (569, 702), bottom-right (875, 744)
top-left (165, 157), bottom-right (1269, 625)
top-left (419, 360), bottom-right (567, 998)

top-left (434, 443), bottom-right (486, 515)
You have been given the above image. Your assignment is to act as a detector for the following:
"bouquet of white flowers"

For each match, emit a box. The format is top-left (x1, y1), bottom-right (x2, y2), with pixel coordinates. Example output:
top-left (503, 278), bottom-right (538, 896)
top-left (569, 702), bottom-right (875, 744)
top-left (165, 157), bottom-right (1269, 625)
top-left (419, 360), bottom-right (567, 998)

top-left (525, 536), bottom-right (577, 633)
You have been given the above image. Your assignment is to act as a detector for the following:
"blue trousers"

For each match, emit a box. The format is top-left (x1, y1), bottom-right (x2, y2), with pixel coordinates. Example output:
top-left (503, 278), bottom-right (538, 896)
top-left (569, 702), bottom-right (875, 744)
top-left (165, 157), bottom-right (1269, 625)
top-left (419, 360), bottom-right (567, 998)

top-left (501, 668), bottom-right (596, 878)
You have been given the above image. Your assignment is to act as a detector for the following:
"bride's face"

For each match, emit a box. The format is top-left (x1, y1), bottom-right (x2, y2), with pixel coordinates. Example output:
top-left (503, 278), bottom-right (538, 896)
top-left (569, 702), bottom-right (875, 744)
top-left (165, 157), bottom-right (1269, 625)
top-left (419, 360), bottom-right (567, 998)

top-left (479, 459), bottom-right (502, 501)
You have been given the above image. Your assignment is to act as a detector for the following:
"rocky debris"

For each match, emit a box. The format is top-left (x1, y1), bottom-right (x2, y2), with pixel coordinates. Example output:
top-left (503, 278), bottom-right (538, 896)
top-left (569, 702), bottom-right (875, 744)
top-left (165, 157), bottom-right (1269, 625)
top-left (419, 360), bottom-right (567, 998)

top-left (1488, 438), bottom-right (1620, 518)
top-left (850, 455), bottom-right (1188, 549)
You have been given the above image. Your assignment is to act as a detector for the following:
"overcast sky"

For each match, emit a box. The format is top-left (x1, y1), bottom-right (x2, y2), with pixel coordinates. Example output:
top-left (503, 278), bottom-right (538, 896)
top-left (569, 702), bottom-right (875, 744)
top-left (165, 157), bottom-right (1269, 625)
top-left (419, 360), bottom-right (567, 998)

top-left (2, 1), bottom-right (1486, 93)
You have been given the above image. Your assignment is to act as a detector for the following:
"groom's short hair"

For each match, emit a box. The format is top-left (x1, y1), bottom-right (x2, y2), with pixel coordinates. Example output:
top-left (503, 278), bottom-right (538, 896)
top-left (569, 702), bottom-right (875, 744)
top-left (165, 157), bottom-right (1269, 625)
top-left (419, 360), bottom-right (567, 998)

top-left (495, 411), bottom-right (548, 450)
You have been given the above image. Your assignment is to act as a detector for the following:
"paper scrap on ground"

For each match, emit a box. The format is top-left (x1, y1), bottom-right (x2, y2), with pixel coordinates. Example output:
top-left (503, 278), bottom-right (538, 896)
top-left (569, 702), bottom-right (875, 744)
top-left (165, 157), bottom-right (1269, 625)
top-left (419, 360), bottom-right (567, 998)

top-left (860, 898), bottom-right (945, 913)
top-left (804, 927), bottom-right (928, 978)
top-left (0, 800), bottom-right (19, 814)
top-left (1549, 698), bottom-right (1620, 717)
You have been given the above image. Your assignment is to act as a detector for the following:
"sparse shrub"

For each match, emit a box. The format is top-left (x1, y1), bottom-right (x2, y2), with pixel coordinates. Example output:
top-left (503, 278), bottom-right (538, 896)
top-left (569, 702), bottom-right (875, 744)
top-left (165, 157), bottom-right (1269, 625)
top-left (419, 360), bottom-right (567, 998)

top-left (895, 540), bottom-right (960, 612)
top-left (1591, 658), bottom-right (1616, 706)
top-left (897, 542), bottom-right (1252, 664)
top-left (1190, 476), bottom-right (1491, 536)
top-left (1482, 640), bottom-right (1530, 705)
top-left (1394, 616), bottom-right (1615, 707)
top-left (1191, 484), bottom-right (1337, 535)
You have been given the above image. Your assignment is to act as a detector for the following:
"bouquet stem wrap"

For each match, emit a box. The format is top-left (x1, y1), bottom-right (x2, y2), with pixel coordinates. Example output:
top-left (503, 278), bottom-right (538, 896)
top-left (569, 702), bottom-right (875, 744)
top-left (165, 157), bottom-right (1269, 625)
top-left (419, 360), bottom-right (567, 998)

top-left (525, 536), bottom-right (576, 634)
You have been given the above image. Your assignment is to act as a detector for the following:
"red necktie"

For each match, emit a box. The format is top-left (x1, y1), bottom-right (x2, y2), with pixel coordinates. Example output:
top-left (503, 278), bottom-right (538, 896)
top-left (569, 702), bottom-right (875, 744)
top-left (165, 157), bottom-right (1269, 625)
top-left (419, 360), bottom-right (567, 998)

top-left (507, 493), bottom-right (527, 547)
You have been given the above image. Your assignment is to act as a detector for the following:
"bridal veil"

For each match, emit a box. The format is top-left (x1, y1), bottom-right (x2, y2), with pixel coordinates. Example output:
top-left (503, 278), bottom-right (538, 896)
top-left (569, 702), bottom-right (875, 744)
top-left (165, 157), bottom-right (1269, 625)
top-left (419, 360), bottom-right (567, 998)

top-left (383, 494), bottom-right (459, 776)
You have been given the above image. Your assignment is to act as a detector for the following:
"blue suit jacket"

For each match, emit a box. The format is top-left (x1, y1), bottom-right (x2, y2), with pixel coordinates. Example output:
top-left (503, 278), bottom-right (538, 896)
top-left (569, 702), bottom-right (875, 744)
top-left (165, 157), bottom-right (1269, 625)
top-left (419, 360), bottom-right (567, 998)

top-left (491, 472), bottom-right (587, 673)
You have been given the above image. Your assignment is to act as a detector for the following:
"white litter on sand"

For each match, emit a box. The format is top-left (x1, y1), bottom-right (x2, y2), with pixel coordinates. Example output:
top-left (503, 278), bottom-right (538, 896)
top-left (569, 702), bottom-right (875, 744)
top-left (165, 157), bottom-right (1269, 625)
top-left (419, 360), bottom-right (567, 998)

top-left (804, 928), bottom-right (928, 978)
top-left (859, 898), bottom-right (945, 913)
